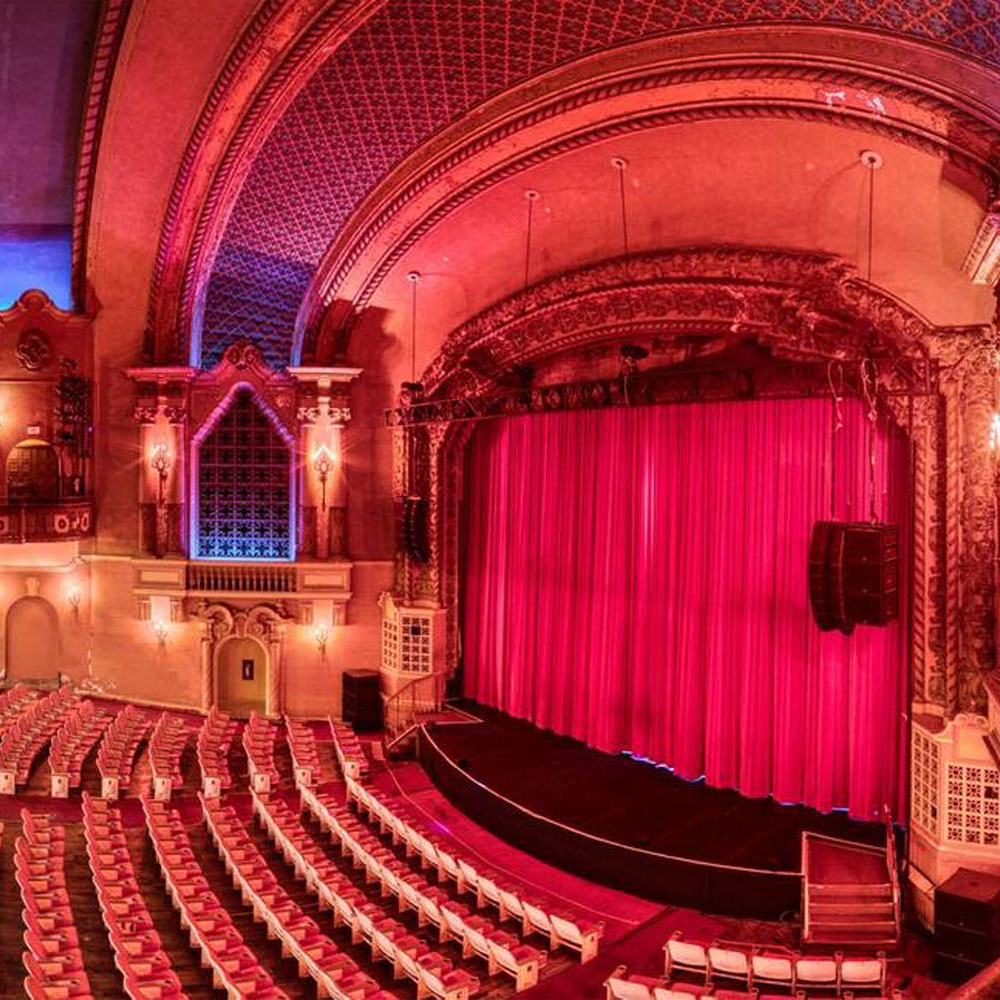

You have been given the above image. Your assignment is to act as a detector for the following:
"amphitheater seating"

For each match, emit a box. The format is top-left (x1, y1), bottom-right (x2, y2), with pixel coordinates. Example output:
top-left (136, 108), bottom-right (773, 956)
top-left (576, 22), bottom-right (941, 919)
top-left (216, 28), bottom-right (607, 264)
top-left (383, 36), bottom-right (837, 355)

top-left (329, 718), bottom-right (369, 779)
top-left (343, 770), bottom-right (603, 962)
top-left (254, 788), bottom-right (479, 999)
top-left (201, 792), bottom-right (399, 1000)
top-left (149, 713), bottom-right (200, 800)
top-left (17, 808), bottom-right (96, 999)
top-left (285, 716), bottom-right (321, 787)
top-left (663, 933), bottom-right (888, 994)
top-left (81, 791), bottom-right (187, 998)
top-left (142, 795), bottom-right (288, 998)
top-left (0, 683), bottom-right (42, 730)
top-left (243, 712), bottom-right (280, 793)
top-left (48, 701), bottom-right (115, 796)
top-left (197, 705), bottom-right (239, 796)
top-left (97, 704), bottom-right (158, 798)
top-left (0, 687), bottom-right (80, 792)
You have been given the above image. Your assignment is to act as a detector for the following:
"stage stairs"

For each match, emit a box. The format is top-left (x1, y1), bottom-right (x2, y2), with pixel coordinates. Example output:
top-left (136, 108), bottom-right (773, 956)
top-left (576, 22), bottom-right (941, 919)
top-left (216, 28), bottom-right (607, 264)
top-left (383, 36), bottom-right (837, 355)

top-left (801, 818), bottom-right (901, 950)
top-left (383, 671), bottom-right (477, 756)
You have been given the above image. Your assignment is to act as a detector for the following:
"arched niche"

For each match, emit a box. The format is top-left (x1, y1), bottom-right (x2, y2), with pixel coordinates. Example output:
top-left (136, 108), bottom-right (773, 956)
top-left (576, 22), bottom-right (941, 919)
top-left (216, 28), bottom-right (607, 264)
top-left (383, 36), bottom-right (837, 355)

top-left (215, 634), bottom-right (268, 718)
top-left (6, 439), bottom-right (60, 503)
top-left (5, 595), bottom-right (60, 681)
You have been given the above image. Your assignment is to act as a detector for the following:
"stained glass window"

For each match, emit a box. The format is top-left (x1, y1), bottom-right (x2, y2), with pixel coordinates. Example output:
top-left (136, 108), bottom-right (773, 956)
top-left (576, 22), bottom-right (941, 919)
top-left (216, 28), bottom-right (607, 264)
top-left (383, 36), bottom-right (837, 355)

top-left (195, 389), bottom-right (293, 560)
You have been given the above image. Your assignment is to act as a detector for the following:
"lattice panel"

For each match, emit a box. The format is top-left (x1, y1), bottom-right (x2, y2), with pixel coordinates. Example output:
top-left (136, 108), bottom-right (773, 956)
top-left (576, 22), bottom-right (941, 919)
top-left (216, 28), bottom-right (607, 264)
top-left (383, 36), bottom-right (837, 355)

top-left (911, 727), bottom-right (940, 834)
top-left (196, 389), bottom-right (293, 560)
top-left (382, 614), bottom-right (399, 673)
top-left (945, 762), bottom-right (1000, 846)
top-left (199, 0), bottom-right (1000, 368)
top-left (400, 614), bottom-right (432, 673)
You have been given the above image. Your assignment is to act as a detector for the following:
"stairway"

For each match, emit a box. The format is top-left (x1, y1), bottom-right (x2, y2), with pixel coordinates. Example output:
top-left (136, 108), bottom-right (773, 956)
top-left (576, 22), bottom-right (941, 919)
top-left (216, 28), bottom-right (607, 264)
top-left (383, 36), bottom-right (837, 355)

top-left (802, 834), bottom-right (899, 949)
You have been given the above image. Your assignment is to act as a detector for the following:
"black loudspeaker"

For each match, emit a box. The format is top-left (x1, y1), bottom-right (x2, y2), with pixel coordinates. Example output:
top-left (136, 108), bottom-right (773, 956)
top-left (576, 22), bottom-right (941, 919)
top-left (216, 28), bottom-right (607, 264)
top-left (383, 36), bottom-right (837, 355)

top-left (808, 521), bottom-right (899, 634)
top-left (403, 495), bottom-right (430, 563)
top-left (342, 669), bottom-right (382, 733)
top-left (934, 868), bottom-right (1000, 984)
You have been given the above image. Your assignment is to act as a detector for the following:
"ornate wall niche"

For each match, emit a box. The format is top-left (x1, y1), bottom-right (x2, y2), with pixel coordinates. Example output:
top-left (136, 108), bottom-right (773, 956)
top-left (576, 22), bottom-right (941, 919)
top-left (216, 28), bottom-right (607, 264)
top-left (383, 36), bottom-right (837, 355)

top-left (391, 247), bottom-right (995, 722)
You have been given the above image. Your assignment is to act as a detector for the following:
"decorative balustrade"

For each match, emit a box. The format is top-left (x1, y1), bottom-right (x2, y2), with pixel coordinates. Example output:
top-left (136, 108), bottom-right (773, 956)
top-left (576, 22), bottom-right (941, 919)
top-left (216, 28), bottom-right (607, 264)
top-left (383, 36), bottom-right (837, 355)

top-left (185, 561), bottom-right (297, 594)
top-left (0, 498), bottom-right (93, 542)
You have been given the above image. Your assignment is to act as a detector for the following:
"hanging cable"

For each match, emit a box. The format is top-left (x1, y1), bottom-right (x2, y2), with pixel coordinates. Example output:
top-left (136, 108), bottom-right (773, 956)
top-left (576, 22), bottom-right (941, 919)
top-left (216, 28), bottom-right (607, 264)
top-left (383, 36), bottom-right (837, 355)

top-left (827, 360), bottom-right (844, 520)
top-left (523, 190), bottom-right (538, 298)
top-left (861, 357), bottom-right (879, 523)
top-left (860, 150), bottom-right (882, 523)
top-left (406, 270), bottom-right (420, 385)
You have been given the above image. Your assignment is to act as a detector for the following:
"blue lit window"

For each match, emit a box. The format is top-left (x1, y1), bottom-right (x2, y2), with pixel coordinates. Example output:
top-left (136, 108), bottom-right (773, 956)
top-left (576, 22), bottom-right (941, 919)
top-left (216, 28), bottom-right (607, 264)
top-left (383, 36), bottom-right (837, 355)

top-left (194, 389), bottom-right (294, 561)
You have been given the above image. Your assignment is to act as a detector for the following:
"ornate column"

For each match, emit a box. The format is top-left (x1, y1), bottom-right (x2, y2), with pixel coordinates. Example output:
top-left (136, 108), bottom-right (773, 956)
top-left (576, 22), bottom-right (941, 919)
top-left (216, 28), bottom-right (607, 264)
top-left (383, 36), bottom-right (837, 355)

top-left (199, 622), bottom-right (214, 711)
top-left (288, 366), bottom-right (361, 560)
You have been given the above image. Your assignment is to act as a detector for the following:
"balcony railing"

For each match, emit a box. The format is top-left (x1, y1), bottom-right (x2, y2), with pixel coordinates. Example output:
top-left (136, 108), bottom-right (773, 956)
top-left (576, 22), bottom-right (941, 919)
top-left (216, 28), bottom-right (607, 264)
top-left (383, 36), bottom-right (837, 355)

top-left (0, 499), bottom-right (94, 543)
top-left (185, 563), bottom-right (297, 594)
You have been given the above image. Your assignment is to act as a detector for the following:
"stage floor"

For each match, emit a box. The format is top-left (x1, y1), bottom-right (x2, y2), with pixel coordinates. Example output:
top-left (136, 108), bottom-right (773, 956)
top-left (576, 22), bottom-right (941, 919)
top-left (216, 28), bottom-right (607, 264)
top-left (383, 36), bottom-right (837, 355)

top-left (420, 705), bottom-right (888, 915)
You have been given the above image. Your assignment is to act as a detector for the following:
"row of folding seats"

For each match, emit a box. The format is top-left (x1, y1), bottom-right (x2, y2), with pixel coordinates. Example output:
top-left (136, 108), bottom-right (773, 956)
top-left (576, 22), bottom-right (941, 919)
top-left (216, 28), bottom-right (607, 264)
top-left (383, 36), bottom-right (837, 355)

top-left (329, 718), bottom-right (369, 779)
top-left (243, 712), bottom-right (280, 792)
top-left (197, 706), bottom-right (239, 795)
top-left (605, 964), bottom-right (904, 1000)
top-left (201, 793), bottom-right (399, 1000)
top-left (48, 701), bottom-right (115, 792)
top-left (81, 792), bottom-right (187, 998)
top-left (345, 773), bottom-right (603, 962)
top-left (664, 933), bottom-right (888, 995)
top-left (97, 704), bottom-right (158, 799)
top-left (302, 782), bottom-right (550, 992)
top-left (0, 683), bottom-right (41, 734)
top-left (0, 687), bottom-right (79, 790)
top-left (285, 717), bottom-right (321, 787)
top-left (16, 808), bottom-right (96, 1000)
top-left (142, 795), bottom-right (289, 999)
top-left (149, 713), bottom-right (200, 799)
top-left (254, 789), bottom-right (480, 1000)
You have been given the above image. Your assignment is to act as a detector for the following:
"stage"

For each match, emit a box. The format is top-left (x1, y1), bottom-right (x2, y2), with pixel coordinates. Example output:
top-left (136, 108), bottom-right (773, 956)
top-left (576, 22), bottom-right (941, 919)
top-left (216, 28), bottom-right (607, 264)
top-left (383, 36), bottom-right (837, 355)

top-left (418, 706), bottom-right (889, 919)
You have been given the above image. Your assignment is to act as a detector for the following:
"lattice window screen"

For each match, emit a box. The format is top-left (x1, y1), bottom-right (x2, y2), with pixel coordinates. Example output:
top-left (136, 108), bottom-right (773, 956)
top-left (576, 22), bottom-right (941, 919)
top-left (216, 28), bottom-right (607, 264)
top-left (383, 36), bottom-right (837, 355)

top-left (197, 389), bottom-right (292, 560)
top-left (911, 728), bottom-right (939, 834)
top-left (400, 615), bottom-right (431, 674)
top-left (382, 615), bottom-right (399, 673)
top-left (945, 762), bottom-right (1000, 846)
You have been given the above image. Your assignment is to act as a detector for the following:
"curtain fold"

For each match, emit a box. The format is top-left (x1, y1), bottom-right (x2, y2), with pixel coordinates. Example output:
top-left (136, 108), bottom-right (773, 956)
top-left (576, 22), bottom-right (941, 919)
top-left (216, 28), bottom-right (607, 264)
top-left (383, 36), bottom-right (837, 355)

top-left (463, 397), bottom-right (908, 820)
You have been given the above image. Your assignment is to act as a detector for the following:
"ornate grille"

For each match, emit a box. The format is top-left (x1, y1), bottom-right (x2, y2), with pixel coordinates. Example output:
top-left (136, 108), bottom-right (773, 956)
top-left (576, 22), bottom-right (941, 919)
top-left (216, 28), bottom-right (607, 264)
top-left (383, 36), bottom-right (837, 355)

top-left (196, 390), bottom-right (293, 560)
top-left (946, 762), bottom-right (1000, 846)
top-left (911, 727), bottom-right (939, 834)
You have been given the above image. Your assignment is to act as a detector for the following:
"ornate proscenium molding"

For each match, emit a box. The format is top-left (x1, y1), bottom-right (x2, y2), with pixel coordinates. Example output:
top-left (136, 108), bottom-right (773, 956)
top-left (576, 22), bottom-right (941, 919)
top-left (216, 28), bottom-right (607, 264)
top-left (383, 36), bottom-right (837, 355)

top-left (963, 206), bottom-right (1000, 286)
top-left (394, 246), bottom-right (994, 722)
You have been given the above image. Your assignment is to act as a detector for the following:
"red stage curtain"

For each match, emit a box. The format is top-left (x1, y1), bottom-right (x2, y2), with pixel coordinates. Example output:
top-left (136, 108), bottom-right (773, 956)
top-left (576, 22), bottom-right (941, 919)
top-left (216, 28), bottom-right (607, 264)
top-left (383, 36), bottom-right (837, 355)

top-left (463, 398), bottom-right (909, 821)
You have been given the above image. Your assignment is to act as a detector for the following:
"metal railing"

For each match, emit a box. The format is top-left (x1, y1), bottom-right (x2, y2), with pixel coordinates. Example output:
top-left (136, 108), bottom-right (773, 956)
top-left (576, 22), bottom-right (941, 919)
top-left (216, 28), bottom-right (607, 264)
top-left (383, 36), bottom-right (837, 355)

top-left (383, 671), bottom-right (447, 750)
top-left (884, 804), bottom-right (902, 942)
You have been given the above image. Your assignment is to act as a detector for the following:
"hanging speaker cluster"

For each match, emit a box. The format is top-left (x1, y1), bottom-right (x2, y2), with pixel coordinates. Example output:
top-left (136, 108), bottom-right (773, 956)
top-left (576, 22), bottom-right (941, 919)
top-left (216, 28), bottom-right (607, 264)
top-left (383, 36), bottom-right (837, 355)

top-left (403, 495), bottom-right (430, 563)
top-left (808, 521), bottom-right (899, 634)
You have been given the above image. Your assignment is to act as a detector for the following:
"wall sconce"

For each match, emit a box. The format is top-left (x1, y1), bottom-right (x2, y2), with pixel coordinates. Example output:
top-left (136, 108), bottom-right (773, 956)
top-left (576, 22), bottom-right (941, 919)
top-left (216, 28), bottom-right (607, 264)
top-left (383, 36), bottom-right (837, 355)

top-left (150, 444), bottom-right (171, 501)
top-left (314, 622), bottom-right (330, 656)
top-left (313, 444), bottom-right (334, 511)
top-left (67, 585), bottom-right (82, 623)
top-left (152, 619), bottom-right (168, 648)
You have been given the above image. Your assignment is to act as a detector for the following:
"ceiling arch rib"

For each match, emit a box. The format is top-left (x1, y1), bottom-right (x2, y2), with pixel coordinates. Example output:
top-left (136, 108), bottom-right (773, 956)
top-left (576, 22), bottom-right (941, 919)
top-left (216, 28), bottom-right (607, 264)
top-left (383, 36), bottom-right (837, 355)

top-left (164, 0), bottom-right (1000, 370)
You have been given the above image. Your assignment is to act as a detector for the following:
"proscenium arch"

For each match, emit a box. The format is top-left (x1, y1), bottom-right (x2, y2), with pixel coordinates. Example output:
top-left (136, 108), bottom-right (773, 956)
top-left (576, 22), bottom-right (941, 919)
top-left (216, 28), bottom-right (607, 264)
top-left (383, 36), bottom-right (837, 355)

top-left (145, 18), bottom-right (1000, 368)
top-left (398, 247), bottom-right (993, 718)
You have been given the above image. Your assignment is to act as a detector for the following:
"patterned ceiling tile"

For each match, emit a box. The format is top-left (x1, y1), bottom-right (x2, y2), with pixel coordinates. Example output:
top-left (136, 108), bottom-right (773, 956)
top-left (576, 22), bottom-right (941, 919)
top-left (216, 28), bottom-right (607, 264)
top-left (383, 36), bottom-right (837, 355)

top-left (200, 0), bottom-right (1000, 368)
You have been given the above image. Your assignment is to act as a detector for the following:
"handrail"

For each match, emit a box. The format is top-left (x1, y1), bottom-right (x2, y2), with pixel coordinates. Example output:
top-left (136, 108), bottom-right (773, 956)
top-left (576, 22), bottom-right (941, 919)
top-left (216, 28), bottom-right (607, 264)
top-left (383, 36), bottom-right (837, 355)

top-left (802, 829), bottom-right (811, 941)
top-left (884, 803), bottom-right (902, 942)
top-left (384, 670), bottom-right (447, 747)
top-left (802, 829), bottom-right (886, 854)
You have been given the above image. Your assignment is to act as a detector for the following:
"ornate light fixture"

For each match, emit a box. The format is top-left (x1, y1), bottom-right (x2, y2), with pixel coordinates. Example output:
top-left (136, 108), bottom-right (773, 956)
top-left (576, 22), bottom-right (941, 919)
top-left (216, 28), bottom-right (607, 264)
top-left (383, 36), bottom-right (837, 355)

top-left (152, 619), bottom-right (168, 648)
top-left (149, 444), bottom-right (172, 558)
top-left (67, 585), bottom-right (82, 623)
top-left (314, 622), bottom-right (331, 656)
top-left (313, 444), bottom-right (334, 511)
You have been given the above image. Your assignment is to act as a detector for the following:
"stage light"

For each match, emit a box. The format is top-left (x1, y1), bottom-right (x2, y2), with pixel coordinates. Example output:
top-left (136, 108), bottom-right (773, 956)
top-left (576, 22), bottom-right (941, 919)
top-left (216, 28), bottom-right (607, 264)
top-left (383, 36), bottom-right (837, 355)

top-left (990, 412), bottom-right (1000, 452)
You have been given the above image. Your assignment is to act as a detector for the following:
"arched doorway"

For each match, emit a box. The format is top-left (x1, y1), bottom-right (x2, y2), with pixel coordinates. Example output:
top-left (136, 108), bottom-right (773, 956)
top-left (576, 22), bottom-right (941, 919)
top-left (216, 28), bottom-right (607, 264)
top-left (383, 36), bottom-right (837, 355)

top-left (215, 635), bottom-right (267, 717)
top-left (6, 440), bottom-right (60, 503)
top-left (6, 596), bottom-right (59, 681)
